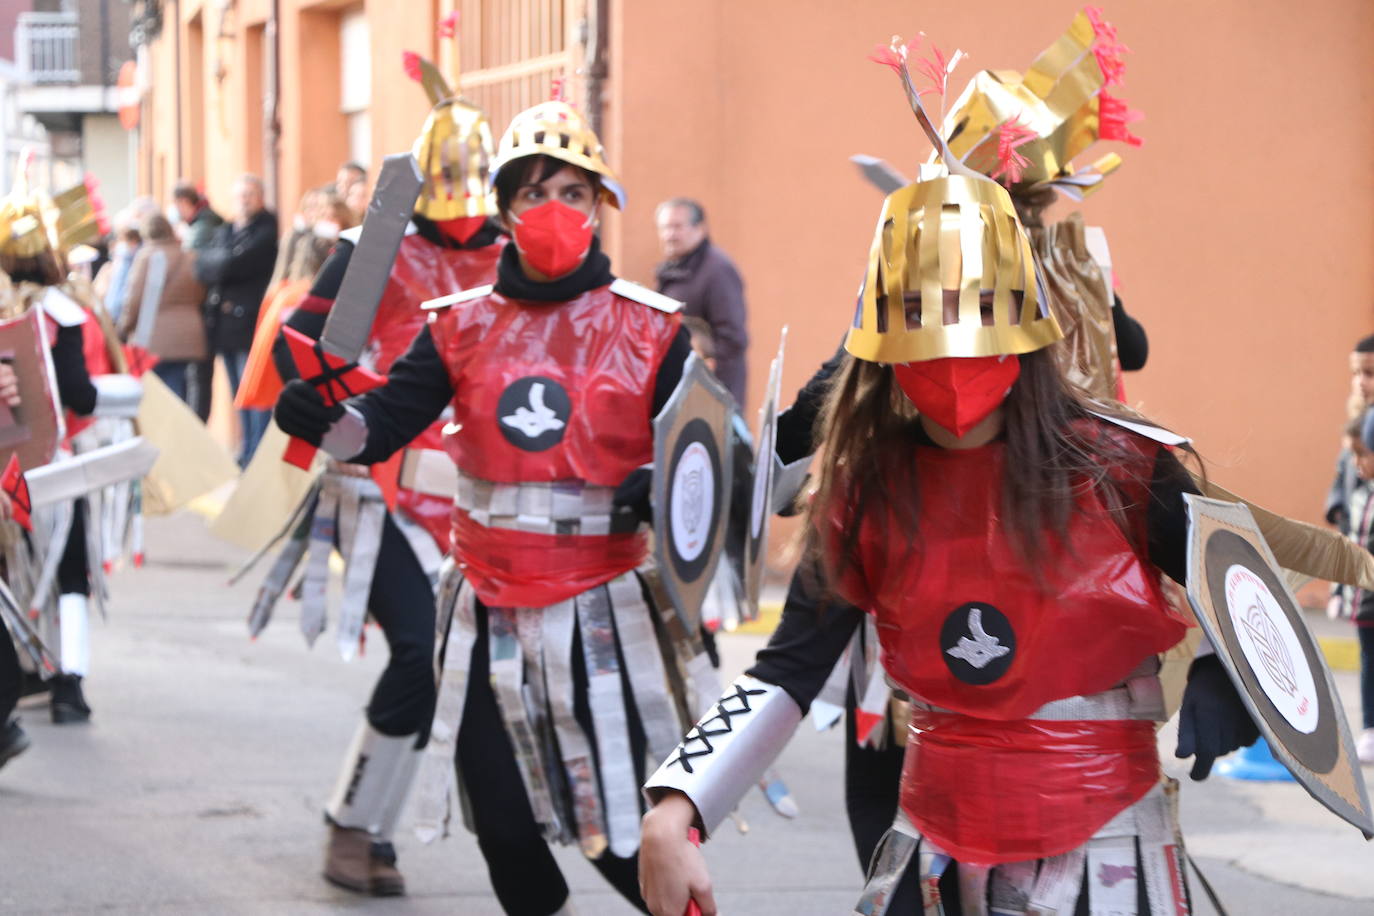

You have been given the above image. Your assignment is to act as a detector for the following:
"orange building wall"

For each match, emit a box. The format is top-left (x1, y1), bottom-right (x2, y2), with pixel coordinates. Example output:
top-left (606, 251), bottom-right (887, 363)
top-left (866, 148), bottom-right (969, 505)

top-left (605, 0), bottom-right (1374, 525)
top-left (136, 1), bottom-right (1372, 526)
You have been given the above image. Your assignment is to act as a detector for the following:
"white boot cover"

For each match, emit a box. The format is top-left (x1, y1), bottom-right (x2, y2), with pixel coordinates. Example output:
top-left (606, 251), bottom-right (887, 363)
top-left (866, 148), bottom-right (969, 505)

top-left (325, 721), bottom-right (419, 836)
top-left (58, 593), bottom-right (89, 676)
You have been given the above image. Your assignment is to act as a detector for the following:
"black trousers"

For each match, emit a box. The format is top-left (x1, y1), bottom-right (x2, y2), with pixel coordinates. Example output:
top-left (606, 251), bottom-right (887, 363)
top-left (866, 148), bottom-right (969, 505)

top-left (57, 501), bottom-right (89, 597)
top-left (362, 516), bottom-right (437, 743)
top-left (0, 622), bottom-right (19, 723)
top-left (844, 693), bottom-right (906, 873)
top-left (455, 601), bottom-right (650, 916)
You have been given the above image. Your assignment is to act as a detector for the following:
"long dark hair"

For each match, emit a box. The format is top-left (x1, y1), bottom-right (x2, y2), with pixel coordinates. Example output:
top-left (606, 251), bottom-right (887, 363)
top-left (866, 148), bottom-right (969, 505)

top-left (806, 347), bottom-right (1194, 594)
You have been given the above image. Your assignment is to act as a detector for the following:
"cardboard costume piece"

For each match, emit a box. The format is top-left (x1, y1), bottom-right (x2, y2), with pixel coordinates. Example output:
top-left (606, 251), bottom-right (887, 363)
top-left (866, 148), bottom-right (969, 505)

top-left (652, 353), bottom-right (734, 633)
top-left (1184, 495), bottom-right (1374, 838)
top-left (742, 329), bottom-right (786, 620)
top-left (0, 306), bottom-right (63, 473)
top-left (136, 370), bottom-right (238, 515)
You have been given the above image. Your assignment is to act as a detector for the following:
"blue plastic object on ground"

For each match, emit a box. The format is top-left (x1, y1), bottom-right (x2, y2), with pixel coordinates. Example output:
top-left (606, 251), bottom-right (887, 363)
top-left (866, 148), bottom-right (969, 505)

top-left (1216, 737), bottom-right (1297, 782)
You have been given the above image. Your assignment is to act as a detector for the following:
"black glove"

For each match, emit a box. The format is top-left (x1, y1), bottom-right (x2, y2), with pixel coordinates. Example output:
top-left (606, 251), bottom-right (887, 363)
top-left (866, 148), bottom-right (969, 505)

top-left (273, 379), bottom-right (344, 446)
top-left (612, 466), bottom-right (653, 526)
top-left (1175, 654), bottom-right (1260, 780)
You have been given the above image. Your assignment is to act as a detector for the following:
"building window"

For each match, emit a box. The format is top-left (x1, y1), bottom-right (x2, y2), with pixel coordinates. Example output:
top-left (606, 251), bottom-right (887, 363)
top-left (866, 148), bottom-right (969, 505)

top-left (339, 9), bottom-right (371, 169)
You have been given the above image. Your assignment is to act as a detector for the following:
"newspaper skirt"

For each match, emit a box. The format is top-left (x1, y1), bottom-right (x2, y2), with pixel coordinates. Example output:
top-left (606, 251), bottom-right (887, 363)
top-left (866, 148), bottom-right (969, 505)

top-left (412, 560), bottom-right (720, 859)
top-left (856, 779), bottom-right (1192, 916)
top-left (242, 465), bottom-right (444, 660)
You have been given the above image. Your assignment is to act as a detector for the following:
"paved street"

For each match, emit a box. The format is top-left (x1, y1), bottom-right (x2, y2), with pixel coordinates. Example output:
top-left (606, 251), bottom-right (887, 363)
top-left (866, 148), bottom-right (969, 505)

top-left (2, 508), bottom-right (1372, 914)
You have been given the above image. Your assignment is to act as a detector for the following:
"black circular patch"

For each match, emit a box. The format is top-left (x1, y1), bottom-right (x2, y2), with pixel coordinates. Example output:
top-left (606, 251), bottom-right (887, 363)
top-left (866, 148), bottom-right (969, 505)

top-left (940, 602), bottom-right (1016, 685)
top-left (664, 417), bottom-right (724, 584)
top-left (1204, 530), bottom-right (1337, 774)
top-left (496, 376), bottom-right (572, 452)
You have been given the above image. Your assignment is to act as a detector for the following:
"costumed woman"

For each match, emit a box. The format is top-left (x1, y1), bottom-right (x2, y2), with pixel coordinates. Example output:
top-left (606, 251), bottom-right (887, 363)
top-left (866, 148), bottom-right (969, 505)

top-left (798, 7), bottom-right (1160, 874)
top-left (638, 35), bottom-right (1265, 915)
top-left (273, 96), bottom-right (696, 915)
top-left (241, 67), bottom-right (507, 896)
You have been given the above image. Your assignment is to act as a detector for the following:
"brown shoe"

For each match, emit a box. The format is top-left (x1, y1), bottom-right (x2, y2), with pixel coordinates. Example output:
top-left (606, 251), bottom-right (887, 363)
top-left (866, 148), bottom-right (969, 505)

top-left (368, 841), bottom-right (406, 897)
top-left (322, 824), bottom-right (373, 894)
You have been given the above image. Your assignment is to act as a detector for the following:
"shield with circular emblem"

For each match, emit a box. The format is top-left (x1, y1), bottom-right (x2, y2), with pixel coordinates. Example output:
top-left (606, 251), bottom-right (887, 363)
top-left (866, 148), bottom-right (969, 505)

top-left (742, 328), bottom-right (787, 620)
top-left (653, 353), bottom-right (734, 632)
top-left (1185, 494), bottom-right (1374, 837)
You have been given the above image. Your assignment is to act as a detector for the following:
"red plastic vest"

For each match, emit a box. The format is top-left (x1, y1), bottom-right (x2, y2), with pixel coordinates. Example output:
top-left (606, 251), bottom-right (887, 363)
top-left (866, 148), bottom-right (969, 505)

top-left (827, 420), bottom-right (1191, 864)
top-left (366, 233), bottom-right (503, 549)
top-left (429, 283), bottom-right (681, 607)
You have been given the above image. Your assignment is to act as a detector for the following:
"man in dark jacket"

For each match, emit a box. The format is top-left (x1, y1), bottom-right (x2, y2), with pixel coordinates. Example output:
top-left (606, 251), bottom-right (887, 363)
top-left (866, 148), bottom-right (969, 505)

top-left (200, 174), bottom-right (277, 465)
top-left (173, 181), bottom-right (223, 421)
top-left (654, 198), bottom-right (749, 406)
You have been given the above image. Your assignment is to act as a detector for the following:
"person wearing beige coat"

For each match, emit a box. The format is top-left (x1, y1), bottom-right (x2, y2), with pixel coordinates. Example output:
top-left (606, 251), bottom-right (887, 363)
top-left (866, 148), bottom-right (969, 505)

top-left (117, 214), bottom-right (208, 404)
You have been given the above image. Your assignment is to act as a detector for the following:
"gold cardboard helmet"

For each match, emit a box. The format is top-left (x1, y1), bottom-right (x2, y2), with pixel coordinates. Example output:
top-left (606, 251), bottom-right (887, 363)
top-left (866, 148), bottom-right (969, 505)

top-left (489, 100), bottom-right (626, 209)
top-left (846, 174), bottom-right (1061, 364)
top-left (939, 8), bottom-right (1139, 197)
top-left (412, 98), bottom-right (498, 221)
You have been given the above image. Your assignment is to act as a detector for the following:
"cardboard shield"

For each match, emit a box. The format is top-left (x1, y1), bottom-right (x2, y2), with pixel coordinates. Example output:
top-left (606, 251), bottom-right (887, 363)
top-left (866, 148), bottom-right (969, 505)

top-left (1184, 495), bottom-right (1374, 837)
top-left (653, 353), bottom-right (733, 632)
top-left (0, 306), bottom-right (63, 473)
top-left (742, 328), bottom-right (787, 619)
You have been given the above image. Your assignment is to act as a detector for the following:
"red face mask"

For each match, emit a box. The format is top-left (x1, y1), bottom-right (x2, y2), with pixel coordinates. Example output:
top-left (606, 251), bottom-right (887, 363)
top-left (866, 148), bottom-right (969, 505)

top-left (893, 355), bottom-right (1021, 438)
top-left (510, 200), bottom-right (595, 278)
top-left (435, 216), bottom-right (488, 245)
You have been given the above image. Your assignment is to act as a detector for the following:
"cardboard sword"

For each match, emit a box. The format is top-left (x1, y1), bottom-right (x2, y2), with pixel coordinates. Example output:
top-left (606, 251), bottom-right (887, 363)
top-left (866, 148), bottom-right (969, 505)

top-left (282, 152), bottom-right (425, 469)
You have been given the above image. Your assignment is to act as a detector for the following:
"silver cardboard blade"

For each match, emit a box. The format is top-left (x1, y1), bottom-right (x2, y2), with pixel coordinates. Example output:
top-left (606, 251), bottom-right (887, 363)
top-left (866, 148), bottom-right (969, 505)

top-left (850, 155), bottom-right (910, 195)
top-left (26, 437), bottom-right (160, 508)
top-left (319, 152), bottom-right (425, 362)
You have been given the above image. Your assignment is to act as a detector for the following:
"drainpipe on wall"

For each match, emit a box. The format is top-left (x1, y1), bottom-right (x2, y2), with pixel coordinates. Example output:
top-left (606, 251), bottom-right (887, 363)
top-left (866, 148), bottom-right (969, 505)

top-left (173, 0), bottom-right (183, 178)
top-left (584, 0), bottom-right (608, 140)
top-left (263, 0), bottom-right (281, 213)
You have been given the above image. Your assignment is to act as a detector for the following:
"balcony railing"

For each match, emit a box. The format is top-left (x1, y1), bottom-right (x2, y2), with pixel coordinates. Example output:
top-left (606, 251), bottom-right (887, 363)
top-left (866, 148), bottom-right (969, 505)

top-left (15, 12), bottom-right (80, 85)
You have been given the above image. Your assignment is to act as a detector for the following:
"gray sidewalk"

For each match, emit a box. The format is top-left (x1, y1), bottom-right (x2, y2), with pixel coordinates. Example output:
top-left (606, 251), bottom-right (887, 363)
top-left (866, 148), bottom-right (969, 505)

top-left (0, 510), bottom-right (1371, 914)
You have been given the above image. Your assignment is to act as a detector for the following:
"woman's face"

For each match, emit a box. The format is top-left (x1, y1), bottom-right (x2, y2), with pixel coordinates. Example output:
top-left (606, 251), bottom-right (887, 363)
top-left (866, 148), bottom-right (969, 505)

top-left (506, 164), bottom-right (598, 220)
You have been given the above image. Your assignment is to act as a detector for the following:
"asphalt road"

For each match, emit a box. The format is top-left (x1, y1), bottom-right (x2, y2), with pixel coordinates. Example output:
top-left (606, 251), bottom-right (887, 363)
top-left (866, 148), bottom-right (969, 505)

top-left (1, 510), bottom-right (1371, 914)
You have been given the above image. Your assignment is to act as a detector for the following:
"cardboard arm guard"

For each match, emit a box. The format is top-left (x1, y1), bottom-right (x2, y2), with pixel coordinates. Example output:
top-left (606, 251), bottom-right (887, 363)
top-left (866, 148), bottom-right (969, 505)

top-left (643, 675), bottom-right (801, 839)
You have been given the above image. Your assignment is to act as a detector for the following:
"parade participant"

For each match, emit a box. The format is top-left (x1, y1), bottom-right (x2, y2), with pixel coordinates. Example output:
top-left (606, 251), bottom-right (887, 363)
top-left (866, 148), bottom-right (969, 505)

top-left (242, 71), bottom-right (507, 896)
top-left (638, 35), bottom-right (1265, 915)
top-left (0, 358), bottom-right (27, 767)
top-left (0, 185), bottom-right (141, 725)
top-left (274, 95), bottom-right (694, 915)
top-left (816, 8), bottom-right (1161, 873)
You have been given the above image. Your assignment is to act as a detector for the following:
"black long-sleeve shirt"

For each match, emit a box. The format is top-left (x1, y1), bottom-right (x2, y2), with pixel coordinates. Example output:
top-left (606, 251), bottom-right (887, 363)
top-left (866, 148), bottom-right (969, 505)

top-left (52, 324), bottom-right (97, 417)
top-left (331, 238), bottom-right (691, 466)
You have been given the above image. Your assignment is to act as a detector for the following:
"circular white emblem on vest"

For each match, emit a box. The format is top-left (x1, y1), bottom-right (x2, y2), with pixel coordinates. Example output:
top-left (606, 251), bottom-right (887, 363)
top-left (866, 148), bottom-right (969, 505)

top-left (497, 376), bottom-right (571, 452)
top-left (670, 441), bottom-right (715, 562)
top-left (1224, 563), bottom-right (1319, 734)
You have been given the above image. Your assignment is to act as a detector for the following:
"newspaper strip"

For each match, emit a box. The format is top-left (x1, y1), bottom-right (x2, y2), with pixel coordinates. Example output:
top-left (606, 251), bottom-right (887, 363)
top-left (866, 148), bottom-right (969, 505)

top-left (414, 574), bottom-right (475, 844)
top-left (246, 485), bottom-right (319, 637)
top-left (299, 482), bottom-right (338, 646)
top-left (487, 606), bottom-right (558, 836)
top-left (989, 860), bottom-right (1038, 916)
top-left (336, 480), bottom-right (386, 661)
top-left (542, 597), bottom-right (608, 857)
top-left (854, 811), bottom-right (921, 916)
top-left (606, 572), bottom-right (684, 762)
top-left (1086, 835), bottom-right (1139, 915)
top-left (1028, 846), bottom-right (1086, 915)
top-left (576, 584), bottom-right (641, 857)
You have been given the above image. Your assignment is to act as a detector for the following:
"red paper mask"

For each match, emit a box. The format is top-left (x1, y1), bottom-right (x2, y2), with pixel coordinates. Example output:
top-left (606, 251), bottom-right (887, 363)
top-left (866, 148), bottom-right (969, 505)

top-left (510, 200), bottom-right (594, 278)
top-left (436, 216), bottom-right (488, 245)
top-left (893, 355), bottom-right (1021, 438)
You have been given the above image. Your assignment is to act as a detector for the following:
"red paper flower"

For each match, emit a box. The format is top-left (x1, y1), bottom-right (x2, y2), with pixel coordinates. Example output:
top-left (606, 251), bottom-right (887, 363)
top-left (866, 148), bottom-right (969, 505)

top-left (437, 10), bottom-right (460, 39)
top-left (989, 118), bottom-right (1037, 185)
top-left (402, 50), bottom-right (423, 82)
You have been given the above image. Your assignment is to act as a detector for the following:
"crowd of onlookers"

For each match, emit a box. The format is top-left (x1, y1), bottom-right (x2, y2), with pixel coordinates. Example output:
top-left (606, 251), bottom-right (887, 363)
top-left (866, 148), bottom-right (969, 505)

top-left (83, 163), bottom-right (371, 467)
top-left (77, 165), bottom-right (764, 471)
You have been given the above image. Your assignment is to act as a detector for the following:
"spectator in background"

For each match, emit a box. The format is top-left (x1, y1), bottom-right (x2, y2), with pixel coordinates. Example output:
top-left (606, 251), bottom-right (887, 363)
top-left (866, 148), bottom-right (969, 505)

top-left (92, 220), bottom-right (141, 322)
top-left (655, 197), bottom-right (749, 405)
top-left (270, 187), bottom-right (323, 290)
top-left (116, 213), bottom-right (207, 405)
top-left (197, 174), bottom-right (278, 466)
top-left (1331, 411), bottom-right (1374, 764)
top-left (335, 162), bottom-right (368, 225)
top-left (173, 181), bottom-right (224, 422)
